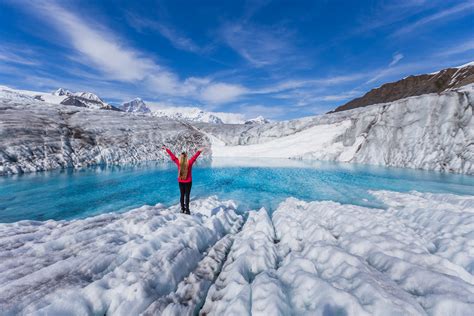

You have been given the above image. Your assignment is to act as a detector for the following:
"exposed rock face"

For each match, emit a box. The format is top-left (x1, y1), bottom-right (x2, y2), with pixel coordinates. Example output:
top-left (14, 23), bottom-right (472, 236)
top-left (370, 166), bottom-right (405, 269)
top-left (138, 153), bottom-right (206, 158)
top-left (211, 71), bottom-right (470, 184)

top-left (332, 64), bottom-right (474, 112)
top-left (60, 96), bottom-right (121, 111)
top-left (0, 99), bottom-right (210, 175)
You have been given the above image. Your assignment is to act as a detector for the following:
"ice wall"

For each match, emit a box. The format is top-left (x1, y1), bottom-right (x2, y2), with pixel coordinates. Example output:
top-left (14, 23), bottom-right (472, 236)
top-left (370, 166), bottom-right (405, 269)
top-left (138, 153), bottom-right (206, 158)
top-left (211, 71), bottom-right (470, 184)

top-left (0, 98), bottom-right (210, 175)
top-left (209, 85), bottom-right (474, 174)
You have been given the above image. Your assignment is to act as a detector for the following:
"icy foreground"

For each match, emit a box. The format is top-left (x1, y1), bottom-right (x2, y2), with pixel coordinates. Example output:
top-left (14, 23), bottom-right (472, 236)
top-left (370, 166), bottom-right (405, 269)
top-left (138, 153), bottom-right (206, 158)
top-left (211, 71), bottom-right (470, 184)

top-left (209, 85), bottom-right (474, 174)
top-left (1, 192), bottom-right (473, 315)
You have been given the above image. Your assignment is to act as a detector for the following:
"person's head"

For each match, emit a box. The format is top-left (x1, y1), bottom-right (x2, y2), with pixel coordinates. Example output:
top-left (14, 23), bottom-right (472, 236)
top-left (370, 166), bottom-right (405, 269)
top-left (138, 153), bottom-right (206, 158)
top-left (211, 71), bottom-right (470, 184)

top-left (178, 152), bottom-right (188, 180)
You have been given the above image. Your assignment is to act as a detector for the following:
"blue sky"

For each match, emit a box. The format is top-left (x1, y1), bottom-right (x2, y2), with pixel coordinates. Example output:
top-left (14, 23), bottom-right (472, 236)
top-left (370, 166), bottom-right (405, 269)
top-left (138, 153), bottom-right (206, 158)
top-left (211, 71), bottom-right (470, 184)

top-left (0, 0), bottom-right (473, 119)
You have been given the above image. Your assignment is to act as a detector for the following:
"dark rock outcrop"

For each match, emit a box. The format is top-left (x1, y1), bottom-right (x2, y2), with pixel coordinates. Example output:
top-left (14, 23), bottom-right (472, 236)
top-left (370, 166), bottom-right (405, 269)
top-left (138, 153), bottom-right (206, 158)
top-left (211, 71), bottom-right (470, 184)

top-left (331, 64), bottom-right (474, 113)
top-left (60, 96), bottom-right (122, 111)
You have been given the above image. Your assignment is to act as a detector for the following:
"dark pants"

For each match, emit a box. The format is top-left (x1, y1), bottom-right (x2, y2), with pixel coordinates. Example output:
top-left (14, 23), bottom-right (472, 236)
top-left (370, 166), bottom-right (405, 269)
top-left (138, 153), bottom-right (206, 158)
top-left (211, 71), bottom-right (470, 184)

top-left (179, 182), bottom-right (192, 213)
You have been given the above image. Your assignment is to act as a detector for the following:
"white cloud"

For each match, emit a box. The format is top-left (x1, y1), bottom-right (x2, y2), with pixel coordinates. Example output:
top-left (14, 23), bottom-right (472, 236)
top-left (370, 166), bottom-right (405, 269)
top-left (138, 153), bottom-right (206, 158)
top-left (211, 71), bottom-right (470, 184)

top-left (238, 104), bottom-right (289, 119)
top-left (34, 2), bottom-right (158, 82)
top-left (253, 73), bottom-right (367, 95)
top-left (389, 53), bottom-right (404, 67)
top-left (127, 14), bottom-right (203, 53)
top-left (201, 83), bottom-right (248, 104)
top-left (368, 53), bottom-right (405, 83)
top-left (21, 0), bottom-right (247, 104)
top-left (0, 49), bottom-right (39, 66)
top-left (392, 1), bottom-right (474, 37)
top-left (220, 22), bottom-right (298, 67)
top-left (436, 40), bottom-right (474, 57)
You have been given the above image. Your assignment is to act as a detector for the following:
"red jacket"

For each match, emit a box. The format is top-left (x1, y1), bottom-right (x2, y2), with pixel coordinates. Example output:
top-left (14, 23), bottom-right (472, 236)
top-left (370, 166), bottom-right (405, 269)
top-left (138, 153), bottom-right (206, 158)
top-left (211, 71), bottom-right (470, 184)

top-left (166, 148), bottom-right (201, 183)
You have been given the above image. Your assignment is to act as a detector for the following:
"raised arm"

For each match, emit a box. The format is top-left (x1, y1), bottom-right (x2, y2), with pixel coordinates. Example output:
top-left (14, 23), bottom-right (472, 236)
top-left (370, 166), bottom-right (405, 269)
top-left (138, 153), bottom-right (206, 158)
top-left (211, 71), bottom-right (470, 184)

top-left (164, 147), bottom-right (179, 165)
top-left (188, 148), bottom-right (203, 166)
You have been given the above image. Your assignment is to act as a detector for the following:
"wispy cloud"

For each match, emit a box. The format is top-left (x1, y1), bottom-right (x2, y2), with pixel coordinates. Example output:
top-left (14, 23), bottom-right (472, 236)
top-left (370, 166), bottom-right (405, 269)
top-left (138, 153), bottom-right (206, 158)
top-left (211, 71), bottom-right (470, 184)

top-left (254, 73), bottom-right (367, 95)
top-left (127, 14), bottom-right (204, 54)
top-left (392, 1), bottom-right (474, 37)
top-left (435, 39), bottom-right (474, 57)
top-left (33, 2), bottom-right (158, 82)
top-left (0, 44), bottom-right (40, 66)
top-left (368, 52), bottom-right (406, 83)
top-left (389, 53), bottom-right (404, 67)
top-left (220, 22), bottom-right (300, 68)
top-left (21, 0), bottom-right (247, 104)
top-left (354, 0), bottom-right (433, 34)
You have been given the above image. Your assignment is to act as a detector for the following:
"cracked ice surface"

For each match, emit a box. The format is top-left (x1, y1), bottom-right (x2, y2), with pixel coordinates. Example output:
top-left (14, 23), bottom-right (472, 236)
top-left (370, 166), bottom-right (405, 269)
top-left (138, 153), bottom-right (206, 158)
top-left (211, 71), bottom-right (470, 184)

top-left (1, 191), bottom-right (473, 315)
top-left (0, 197), bottom-right (243, 315)
top-left (201, 191), bottom-right (474, 316)
top-left (0, 98), bottom-right (210, 175)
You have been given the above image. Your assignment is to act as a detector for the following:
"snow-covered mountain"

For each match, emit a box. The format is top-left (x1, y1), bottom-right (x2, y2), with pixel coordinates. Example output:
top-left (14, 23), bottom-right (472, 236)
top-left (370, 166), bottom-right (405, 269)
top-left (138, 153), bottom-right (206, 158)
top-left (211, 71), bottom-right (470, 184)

top-left (149, 103), bottom-right (268, 125)
top-left (120, 98), bottom-right (151, 114)
top-left (152, 106), bottom-right (226, 124)
top-left (0, 86), bottom-right (119, 111)
top-left (54, 88), bottom-right (119, 111)
top-left (52, 88), bottom-right (71, 96)
top-left (244, 115), bottom-right (270, 124)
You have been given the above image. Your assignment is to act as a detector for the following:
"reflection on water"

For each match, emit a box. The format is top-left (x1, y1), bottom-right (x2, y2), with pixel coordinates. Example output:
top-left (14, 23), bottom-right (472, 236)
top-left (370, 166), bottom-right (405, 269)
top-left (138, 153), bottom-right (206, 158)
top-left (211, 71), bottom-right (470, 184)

top-left (1, 158), bottom-right (473, 223)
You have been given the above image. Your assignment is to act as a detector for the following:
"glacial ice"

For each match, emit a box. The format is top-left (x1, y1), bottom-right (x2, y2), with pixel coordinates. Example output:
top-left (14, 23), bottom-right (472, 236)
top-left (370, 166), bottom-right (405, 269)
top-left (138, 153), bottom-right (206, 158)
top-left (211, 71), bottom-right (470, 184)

top-left (0, 196), bottom-right (243, 315)
top-left (209, 85), bottom-right (474, 174)
top-left (1, 84), bottom-right (473, 175)
top-left (1, 191), bottom-right (473, 315)
top-left (0, 97), bottom-right (210, 175)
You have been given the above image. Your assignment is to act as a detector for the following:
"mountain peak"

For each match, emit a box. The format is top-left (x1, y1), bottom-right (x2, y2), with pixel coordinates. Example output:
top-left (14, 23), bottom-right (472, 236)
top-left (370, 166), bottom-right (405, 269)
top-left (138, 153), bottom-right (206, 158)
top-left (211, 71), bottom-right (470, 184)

top-left (120, 98), bottom-right (151, 114)
top-left (53, 88), bottom-right (72, 96)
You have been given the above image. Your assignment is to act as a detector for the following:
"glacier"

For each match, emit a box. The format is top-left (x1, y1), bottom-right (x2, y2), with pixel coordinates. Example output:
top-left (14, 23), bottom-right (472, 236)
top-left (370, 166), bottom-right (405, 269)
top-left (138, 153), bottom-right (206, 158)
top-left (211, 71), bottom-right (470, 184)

top-left (0, 96), bottom-right (210, 175)
top-left (1, 84), bottom-right (473, 175)
top-left (208, 85), bottom-right (474, 174)
top-left (1, 191), bottom-right (473, 315)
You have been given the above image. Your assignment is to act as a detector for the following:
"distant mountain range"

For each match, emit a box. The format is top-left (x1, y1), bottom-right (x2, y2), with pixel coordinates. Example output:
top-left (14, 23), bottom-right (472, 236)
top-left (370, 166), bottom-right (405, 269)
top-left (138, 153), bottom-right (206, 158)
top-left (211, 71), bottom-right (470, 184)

top-left (331, 62), bottom-right (474, 113)
top-left (1, 62), bottom-right (472, 123)
top-left (118, 99), bottom-right (268, 125)
top-left (53, 88), bottom-right (120, 111)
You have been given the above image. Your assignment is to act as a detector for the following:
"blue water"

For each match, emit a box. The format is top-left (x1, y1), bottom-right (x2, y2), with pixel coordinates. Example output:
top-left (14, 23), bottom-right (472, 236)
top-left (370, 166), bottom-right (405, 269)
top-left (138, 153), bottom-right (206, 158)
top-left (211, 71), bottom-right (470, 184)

top-left (1, 158), bottom-right (473, 223)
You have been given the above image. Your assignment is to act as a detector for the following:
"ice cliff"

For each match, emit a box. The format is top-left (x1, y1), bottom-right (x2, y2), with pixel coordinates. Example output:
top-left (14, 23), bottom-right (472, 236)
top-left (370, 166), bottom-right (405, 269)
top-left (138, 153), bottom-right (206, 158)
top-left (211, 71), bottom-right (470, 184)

top-left (0, 97), bottom-right (209, 175)
top-left (208, 85), bottom-right (474, 174)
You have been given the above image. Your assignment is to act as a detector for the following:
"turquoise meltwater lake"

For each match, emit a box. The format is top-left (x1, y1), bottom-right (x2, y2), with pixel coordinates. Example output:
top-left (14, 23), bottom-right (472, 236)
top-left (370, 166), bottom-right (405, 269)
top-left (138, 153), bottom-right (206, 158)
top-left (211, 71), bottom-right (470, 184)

top-left (1, 158), bottom-right (473, 223)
